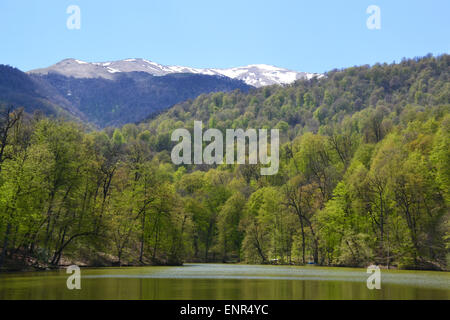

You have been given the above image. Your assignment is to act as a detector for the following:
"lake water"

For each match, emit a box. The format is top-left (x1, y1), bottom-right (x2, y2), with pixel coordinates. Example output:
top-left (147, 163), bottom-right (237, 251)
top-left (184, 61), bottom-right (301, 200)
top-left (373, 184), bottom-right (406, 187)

top-left (0, 263), bottom-right (449, 300)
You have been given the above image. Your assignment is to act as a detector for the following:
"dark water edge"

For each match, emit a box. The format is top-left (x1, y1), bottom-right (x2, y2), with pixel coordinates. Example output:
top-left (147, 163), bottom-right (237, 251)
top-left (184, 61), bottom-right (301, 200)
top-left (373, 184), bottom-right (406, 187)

top-left (0, 258), bottom-right (183, 273)
top-left (1, 255), bottom-right (447, 273)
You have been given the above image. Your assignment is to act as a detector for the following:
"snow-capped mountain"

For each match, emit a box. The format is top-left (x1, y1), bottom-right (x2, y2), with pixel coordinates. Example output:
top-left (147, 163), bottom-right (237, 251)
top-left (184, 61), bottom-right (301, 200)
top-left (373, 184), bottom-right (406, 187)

top-left (29, 58), bottom-right (321, 87)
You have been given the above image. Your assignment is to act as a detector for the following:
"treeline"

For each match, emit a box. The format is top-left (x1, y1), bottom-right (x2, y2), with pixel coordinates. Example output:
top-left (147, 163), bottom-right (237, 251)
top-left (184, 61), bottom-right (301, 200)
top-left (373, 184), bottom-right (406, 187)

top-left (0, 55), bottom-right (449, 271)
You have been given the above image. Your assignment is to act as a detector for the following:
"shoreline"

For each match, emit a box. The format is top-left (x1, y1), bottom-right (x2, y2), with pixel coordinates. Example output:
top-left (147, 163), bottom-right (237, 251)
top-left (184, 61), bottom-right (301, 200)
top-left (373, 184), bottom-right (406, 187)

top-left (1, 261), bottom-right (448, 274)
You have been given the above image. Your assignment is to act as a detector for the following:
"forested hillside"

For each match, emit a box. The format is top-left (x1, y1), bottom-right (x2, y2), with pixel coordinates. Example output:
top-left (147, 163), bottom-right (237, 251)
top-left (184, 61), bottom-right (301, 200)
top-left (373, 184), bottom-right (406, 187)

top-left (37, 72), bottom-right (252, 127)
top-left (0, 55), bottom-right (448, 271)
top-left (0, 65), bottom-right (81, 120)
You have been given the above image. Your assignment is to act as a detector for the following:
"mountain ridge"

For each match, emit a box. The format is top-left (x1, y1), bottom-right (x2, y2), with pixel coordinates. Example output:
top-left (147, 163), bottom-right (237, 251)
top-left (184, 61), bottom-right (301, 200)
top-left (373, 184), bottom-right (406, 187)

top-left (28, 58), bottom-right (322, 87)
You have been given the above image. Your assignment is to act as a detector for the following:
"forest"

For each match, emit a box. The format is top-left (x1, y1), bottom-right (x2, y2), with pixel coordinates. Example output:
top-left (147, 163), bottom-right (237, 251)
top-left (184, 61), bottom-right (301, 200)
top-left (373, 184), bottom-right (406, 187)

top-left (0, 54), bottom-right (449, 271)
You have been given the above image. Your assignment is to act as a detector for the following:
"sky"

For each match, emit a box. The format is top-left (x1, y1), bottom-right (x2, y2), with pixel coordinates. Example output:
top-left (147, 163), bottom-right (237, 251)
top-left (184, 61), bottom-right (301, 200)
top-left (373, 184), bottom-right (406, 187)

top-left (0, 0), bottom-right (449, 73)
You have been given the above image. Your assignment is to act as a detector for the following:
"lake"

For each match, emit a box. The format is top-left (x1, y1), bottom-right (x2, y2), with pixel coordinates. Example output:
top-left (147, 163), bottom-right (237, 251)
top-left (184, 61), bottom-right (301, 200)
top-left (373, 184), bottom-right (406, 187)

top-left (0, 263), bottom-right (449, 300)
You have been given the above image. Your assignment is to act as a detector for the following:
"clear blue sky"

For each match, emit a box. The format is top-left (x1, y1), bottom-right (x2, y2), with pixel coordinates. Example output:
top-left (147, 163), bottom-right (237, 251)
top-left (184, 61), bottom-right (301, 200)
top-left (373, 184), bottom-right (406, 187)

top-left (0, 0), bottom-right (449, 73)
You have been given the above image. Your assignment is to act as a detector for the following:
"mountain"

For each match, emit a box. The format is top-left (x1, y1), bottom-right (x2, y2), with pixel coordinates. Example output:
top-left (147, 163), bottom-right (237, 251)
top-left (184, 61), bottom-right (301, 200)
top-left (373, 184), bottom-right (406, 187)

top-left (0, 65), bottom-right (84, 120)
top-left (36, 71), bottom-right (251, 127)
top-left (1, 64), bottom-right (252, 127)
top-left (29, 58), bottom-right (321, 87)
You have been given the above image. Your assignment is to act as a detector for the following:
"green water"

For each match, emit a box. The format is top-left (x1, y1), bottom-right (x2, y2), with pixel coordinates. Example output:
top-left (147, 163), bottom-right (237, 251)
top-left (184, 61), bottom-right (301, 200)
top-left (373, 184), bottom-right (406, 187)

top-left (0, 263), bottom-right (449, 300)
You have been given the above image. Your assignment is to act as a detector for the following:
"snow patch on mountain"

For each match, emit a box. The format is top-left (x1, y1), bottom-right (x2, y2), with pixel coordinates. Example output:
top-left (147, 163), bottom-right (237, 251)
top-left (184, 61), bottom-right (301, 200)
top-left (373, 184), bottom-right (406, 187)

top-left (29, 58), bottom-right (322, 87)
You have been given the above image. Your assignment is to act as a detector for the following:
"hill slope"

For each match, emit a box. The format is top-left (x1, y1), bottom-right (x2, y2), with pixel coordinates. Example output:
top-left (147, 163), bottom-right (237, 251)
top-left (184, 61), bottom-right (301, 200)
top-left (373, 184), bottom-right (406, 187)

top-left (0, 65), bottom-right (82, 120)
top-left (146, 54), bottom-right (449, 139)
top-left (35, 71), bottom-right (251, 127)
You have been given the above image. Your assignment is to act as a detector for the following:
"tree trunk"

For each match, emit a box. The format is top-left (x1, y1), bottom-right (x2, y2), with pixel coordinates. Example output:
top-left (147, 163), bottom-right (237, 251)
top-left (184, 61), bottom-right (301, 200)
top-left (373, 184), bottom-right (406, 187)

top-left (0, 223), bottom-right (11, 270)
top-left (139, 213), bottom-right (146, 264)
top-left (299, 217), bottom-right (305, 264)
